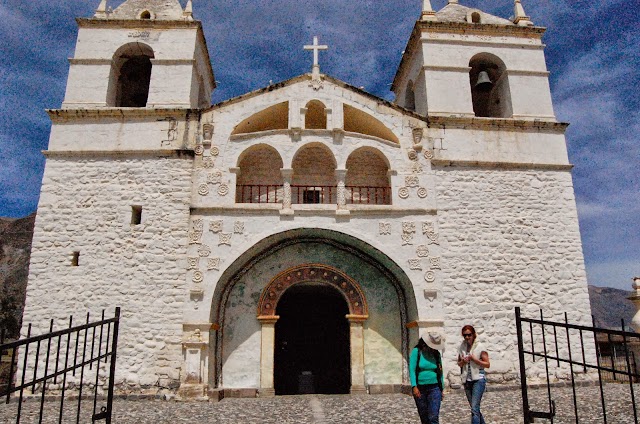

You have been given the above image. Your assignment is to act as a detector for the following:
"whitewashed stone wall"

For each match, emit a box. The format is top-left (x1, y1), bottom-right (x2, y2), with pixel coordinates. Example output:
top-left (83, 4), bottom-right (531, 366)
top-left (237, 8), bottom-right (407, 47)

top-left (435, 167), bottom-right (593, 384)
top-left (23, 156), bottom-right (192, 390)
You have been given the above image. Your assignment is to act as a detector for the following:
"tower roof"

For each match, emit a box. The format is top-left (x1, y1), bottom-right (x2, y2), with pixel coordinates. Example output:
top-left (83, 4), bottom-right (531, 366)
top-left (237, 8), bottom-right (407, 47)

top-left (110, 0), bottom-right (185, 20)
top-left (435, 3), bottom-right (514, 26)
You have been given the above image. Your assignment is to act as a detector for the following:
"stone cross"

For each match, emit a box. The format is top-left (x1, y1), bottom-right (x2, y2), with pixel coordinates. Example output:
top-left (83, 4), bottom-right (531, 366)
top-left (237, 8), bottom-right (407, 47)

top-left (304, 36), bottom-right (328, 74)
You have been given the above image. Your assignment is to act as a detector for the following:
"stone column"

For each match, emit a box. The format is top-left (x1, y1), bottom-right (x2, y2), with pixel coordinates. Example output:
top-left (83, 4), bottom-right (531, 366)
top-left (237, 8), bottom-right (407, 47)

top-left (258, 315), bottom-right (279, 397)
top-left (335, 169), bottom-right (348, 214)
top-left (347, 315), bottom-right (367, 394)
top-left (280, 168), bottom-right (294, 215)
top-left (628, 277), bottom-right (640, 332)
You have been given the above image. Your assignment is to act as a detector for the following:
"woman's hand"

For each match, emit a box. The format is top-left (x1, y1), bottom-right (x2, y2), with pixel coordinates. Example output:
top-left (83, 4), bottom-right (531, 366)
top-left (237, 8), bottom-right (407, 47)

top-left (412, 386), bottom-right (421, 398)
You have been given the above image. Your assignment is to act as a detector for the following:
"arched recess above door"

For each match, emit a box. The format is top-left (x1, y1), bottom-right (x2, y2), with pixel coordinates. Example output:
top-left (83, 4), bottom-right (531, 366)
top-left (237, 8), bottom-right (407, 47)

top-left (257, 264), bottom-right (368, 320)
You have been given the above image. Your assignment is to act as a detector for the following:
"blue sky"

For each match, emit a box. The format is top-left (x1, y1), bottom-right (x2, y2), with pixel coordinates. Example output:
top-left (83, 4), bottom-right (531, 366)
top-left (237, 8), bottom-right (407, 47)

top-left (0, 0), bottom-right (637, 290)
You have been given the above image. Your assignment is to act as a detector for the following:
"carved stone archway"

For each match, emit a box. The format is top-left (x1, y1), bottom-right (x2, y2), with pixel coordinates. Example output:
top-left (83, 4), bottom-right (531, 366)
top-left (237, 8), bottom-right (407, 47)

top-left (256, 264), bottom-right (369, 396)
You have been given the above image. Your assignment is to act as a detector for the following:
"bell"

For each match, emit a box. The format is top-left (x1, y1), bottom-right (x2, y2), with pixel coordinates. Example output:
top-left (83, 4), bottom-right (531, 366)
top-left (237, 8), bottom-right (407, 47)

top-left (475, 71), bottom-right (493, 90)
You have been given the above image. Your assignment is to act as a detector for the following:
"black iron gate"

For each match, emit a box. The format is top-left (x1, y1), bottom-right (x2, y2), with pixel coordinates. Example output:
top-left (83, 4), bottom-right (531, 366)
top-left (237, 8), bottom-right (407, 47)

top-left (515, 307), bottom-right (640, 423)
top-left (0, 308), bottom-right (120, 423)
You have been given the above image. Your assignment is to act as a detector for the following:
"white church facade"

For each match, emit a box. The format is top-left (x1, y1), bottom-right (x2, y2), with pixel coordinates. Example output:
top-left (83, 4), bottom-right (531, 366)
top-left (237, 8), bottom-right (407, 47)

top-left (23, 0), bottom-right (592, 399)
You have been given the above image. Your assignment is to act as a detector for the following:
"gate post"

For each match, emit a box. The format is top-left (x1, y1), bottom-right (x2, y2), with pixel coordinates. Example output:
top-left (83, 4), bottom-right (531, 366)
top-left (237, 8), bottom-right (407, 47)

top-left (515, 307), bottom-right (532, 424)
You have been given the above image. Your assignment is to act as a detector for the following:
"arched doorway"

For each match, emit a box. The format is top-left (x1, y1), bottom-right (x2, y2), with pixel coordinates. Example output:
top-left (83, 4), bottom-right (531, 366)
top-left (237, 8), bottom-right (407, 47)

top-left (274, 284), bottom-right (350, 395)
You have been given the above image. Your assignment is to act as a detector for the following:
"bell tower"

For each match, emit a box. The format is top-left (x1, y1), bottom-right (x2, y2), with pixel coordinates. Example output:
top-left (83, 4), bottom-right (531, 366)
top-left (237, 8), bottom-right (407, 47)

top-left (62, 0), bottom-right (214, 109)
top-left (392, 0), bottom-right (555, 121)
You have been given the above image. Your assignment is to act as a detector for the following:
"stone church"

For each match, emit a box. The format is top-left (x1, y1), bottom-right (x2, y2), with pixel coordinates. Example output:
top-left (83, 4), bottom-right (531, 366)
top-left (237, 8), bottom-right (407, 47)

top-left (22, 0), bottom-right (592, 399)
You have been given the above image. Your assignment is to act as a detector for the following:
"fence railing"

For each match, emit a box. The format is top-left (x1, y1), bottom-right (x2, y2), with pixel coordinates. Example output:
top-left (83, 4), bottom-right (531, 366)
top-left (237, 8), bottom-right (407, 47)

top-left (235, 184), bottom-right (392, 205)
top-left (515, 307), bottom-right (640, 423)
top-left (0, 308), bottom-right (120, 423)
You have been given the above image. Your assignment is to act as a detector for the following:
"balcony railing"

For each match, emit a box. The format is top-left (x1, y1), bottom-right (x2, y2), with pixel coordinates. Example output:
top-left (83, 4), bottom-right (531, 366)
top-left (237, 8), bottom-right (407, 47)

top-left (236, 185), bottom-right (391, 205)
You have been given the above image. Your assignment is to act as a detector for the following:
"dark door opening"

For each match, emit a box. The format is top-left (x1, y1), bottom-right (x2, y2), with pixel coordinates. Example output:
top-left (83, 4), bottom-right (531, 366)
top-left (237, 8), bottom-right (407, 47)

top-left (274, 283), bottom-right (350, 395)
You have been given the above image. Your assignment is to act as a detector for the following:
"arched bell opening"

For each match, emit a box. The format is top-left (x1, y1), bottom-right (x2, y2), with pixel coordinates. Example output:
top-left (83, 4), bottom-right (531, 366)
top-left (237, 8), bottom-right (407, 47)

top-left (107, 42), bottom-right (155, 108)
top-left (469, 53), bottom-right (512, 118)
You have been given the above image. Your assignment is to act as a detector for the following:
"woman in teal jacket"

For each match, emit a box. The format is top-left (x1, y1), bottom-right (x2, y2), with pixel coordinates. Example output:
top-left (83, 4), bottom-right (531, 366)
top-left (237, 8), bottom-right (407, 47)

top-left (409, 332), bottom-right (445, 424)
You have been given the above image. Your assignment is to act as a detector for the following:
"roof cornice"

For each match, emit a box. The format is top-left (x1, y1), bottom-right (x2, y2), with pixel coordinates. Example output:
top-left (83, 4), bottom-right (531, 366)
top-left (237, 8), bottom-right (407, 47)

top-left (76, 17), bottom-right (201, 29)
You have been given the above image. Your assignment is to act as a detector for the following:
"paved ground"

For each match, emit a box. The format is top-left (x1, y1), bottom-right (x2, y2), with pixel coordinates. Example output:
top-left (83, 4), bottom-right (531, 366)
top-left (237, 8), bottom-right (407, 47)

top-left (1, 384), bottom-right (638, 423)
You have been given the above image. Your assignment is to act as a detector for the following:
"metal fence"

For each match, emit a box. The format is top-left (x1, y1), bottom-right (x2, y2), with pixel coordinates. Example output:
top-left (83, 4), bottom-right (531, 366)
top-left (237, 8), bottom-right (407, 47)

top-left (0, 308), bottom-right (120, 423)
top-left (515, 307), bottom-right (639, 423)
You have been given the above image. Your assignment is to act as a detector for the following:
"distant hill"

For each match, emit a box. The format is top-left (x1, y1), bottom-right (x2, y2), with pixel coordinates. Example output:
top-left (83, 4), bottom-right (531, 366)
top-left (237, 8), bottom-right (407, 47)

top-left (0, 214), bottom-right (36, 340)
top-left (588, 285), bottom-right (636, 330)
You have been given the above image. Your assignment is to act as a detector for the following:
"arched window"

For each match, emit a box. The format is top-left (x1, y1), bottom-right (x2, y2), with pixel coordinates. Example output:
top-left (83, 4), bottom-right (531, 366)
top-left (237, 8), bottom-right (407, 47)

top-left (304, 100), bottom-right (327, 130)
top-left (345, 148), bottom-right (391, 205)
top-left (236, 145), bottom-right (284, 203)
top-left (291, 143), bottom-right (337, 204)
top-left (471, 12), bottom-right (481, 23)
top-left (107, 43), bottom-right (155, 107)
top-left (405, 81), bottom-right (416, 112)
top-left (469, 53), bottom-right (512, 118)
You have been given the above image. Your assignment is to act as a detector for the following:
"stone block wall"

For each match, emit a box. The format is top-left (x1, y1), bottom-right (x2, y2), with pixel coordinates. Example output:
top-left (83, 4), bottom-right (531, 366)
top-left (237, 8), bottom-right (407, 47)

top-left (23, 155), bottom-right (192, 390)
top-left (435, 167), bottom-right (593, 384)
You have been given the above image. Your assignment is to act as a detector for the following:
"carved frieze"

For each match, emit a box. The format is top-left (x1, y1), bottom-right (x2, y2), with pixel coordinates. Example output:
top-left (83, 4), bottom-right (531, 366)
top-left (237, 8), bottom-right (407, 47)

top-left (430, 257), bottom-right (441, 270)
top-left (408, 259), bottom-right (422, 270)
top-left (209, 220), bottom-right (223, 234)
top-left (234, 221), bottom-right (244, 234)
top-left (192, 270), bottom-right (204, 283)
top-left (405, 176), bottom-right (419, 188)
top-left (417, 187), bottom-right (428, 198)
top-left (416, 245), bottom-right (430, 258)
top-left (218, 184), bottom-right (229, 196)
top-left (198, 244), bottom-right (211, 257)
top-left (398, 187), bottom-right (410, 199)
top-left (379, 222), bottom-right (391, 235)
top-left (187, 257), bottom-right (199, 270)
top-left (218, 233), bottom-right (232, 246)
top-left (189, 231), bottom-right (203, 244)
top-left (424, 271), bottom-right (436, 283)
top-left (207, 258), bottom-right (220, 271)
top-left (198, 184), bottom-right (209, 196)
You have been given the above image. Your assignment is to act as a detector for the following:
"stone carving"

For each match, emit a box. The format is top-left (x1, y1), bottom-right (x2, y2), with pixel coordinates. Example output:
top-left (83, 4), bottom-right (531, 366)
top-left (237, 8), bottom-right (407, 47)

top-left (416, 245), bottom-right (430, 257)
top-left (207, 170), bottom-right (223, 184)
top-left (411, 162), bottom-right (423, 174)
top-left (408, 259), bottom-right (422, 270)
top-left (210, 146), bottom-right (220, 157)
top-left (402, 222), bottom-right (416, 234)
top-left (408, 149), bottom-right (418, 161)
top-left (189, 231), bottom-right (202, 244)
top-left (424, 271), bottom-right (436, 283)
top-left (379, 222), bottom-right (391, 235)
top-left (202, 123), bottom-right (214, 141)
top-left (398, 187), bottom-right (410, 199)
top-left (203, 157), bottom-right (215, 168)
top-left (198, 244), bottom-right (211, 257)
top-left (412, 127), bottom-right (423, 146)
top-left (187, 257), bottom-right (199, 270)
top-left (207, 257), bottom-right (220, 271)
top-left (194, 144), bottom-right (205, 156)
top-left (426, 231), bottom-right (439, 245)
top-left (430, 257), bottom-right (441, 270)
top-left (198, 184), bottom-right (209, 196)
top-left (192, 219), bottom-right (204, 232)
top-left (405, 176), bottom-right (419, 188)
top-left (209, 220), bottom-right (223, 234)
top-left (218, 184), bottom-right (229, 196)
top-left (417, 187), bottom-right (428, 198)
top-left (218, 233), bottom-right (232, 246)
top-left (401, 233), bottom-right (414, 246)
top-left (192, 270), bottom-right (204, 283)
top-left (234, 221), bottom-right (244, 234)
top-left (424, 150), bottom-right (434, 160)
top-left (422, 222), bottom-right (435, 234)
top-left (187, 329), bottom-right (204, 343)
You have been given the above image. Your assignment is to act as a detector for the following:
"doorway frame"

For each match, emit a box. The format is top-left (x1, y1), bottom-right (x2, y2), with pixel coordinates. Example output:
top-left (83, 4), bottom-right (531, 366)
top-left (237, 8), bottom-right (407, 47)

top-left (257, 264), bottom-right (369, 396)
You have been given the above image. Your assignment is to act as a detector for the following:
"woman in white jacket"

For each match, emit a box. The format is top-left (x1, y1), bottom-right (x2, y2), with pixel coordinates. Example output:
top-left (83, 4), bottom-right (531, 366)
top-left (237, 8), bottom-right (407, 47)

top-left (457, 325), bottom-right (490, 424)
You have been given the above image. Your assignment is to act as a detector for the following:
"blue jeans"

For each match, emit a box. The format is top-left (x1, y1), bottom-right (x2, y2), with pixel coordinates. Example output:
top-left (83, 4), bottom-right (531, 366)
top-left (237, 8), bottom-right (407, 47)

top-left (464, 378), bottom-right (486, 424)
top-left (413, 384), bottom-right (442, 424)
